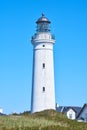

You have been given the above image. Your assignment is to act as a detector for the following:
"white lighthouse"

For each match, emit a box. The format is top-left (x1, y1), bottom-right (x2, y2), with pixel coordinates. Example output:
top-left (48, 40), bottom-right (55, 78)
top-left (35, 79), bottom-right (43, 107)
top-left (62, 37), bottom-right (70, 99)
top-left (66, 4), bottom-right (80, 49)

top-left (31, 14), bottom-right (55, 113)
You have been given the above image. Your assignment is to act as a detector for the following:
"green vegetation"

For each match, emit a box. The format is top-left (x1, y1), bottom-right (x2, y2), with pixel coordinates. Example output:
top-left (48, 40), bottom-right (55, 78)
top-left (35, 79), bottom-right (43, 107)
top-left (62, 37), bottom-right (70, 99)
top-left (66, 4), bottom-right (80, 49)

top-left (0, 110), bottom-right (87, 130)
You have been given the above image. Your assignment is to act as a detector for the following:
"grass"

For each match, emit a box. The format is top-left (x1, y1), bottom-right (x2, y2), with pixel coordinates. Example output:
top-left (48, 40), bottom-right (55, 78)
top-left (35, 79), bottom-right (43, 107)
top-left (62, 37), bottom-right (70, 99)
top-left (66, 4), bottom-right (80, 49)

top-left (0, 115), bottom-right (59, 128)
top-left (0, 110), bottom-right (87, 130)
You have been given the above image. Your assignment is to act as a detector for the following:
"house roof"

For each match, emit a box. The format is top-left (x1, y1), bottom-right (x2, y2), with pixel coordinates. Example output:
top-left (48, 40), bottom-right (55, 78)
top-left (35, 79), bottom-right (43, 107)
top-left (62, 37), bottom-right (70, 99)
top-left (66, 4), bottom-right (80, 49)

top-left (76, 103), bottom-right (87, 119)
top-left (56, 106), bottom-right (81, 117)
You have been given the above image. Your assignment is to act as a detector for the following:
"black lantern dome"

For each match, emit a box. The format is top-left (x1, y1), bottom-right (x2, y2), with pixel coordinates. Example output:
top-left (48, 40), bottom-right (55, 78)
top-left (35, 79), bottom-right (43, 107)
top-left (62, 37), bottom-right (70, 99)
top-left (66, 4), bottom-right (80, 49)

top-left (36, 13), bottom-right (51, 24)
top-left (36, 13), bottom-right (51, 32)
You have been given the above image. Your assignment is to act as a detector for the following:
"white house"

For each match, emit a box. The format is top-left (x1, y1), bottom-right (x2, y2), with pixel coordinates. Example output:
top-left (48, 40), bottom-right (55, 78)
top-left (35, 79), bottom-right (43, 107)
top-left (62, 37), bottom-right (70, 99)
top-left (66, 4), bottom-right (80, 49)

top-left (56, 106), bottom-right (81, 120)
top-left (67, 108), bottom-right (76, 120)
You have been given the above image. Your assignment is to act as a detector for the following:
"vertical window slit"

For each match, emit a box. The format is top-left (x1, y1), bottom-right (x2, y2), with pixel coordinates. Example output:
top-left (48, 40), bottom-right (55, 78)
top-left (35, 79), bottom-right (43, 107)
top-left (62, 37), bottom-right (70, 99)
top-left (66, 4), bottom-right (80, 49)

top-left (43, 87), bottom-right (45, 92)
top-left (43, 63), bottom-right (45, 69)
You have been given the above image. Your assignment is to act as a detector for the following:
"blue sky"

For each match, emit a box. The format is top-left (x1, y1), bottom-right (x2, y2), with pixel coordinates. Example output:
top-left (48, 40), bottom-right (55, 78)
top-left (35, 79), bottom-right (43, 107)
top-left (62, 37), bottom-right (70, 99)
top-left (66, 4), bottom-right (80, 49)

top-left (0, 0), bottom-right (87, 114)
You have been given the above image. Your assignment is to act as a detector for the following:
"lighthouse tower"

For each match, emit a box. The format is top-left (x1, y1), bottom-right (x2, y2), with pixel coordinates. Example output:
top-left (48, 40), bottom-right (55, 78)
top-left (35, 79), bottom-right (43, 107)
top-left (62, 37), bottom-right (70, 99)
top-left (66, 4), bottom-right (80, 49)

top-left (31, 14), bottom-right (55, 113)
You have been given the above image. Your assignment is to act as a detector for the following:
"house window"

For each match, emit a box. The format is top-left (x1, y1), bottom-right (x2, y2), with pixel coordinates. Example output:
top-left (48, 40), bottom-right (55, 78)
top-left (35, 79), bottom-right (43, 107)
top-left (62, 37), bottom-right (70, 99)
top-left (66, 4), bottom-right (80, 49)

top-left (69, 114), bottom-right (72, 119)
top-left (43, 63), bottom-right (45, 69)
top-left (43, 87), bottom-right (45, 92)
top-left (43, 45), bottom-right (45, 47)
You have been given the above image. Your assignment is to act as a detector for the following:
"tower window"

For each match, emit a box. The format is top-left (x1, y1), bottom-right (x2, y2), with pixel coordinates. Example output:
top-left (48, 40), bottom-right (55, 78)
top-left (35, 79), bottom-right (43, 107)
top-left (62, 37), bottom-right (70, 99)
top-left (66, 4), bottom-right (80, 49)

top-left (43, 45), bottom-right (45, 47)
top-left (43, 87), bottom-right (45, 92)
top-left (43, 63), bottom-right (45, 69)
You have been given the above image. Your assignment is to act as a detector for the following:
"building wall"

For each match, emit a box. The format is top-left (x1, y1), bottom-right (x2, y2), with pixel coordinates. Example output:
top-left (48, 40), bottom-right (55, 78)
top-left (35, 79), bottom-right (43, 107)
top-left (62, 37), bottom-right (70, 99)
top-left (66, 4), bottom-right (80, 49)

top-left (0, 108), bottom-right (3, 113)
top-left (78, 106), bottom-right (87, 121)
top-left (31, 33), bottom-right (55, 113)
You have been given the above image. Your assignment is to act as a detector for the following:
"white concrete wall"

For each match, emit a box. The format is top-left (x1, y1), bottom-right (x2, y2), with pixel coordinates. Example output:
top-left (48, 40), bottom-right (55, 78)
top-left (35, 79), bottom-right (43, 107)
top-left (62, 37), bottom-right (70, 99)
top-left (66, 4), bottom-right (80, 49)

top-left (0, 108), bottom-right (3, 113)
top-left (67, 109), bottom-right (76, 120)
top-left (31, 33), bottom-right (55, 113)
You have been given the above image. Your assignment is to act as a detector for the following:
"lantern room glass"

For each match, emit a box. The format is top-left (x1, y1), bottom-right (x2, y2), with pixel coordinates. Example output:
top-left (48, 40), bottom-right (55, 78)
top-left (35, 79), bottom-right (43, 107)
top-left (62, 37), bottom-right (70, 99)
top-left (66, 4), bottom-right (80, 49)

top-left (36, 22), bottom-right (50, 32)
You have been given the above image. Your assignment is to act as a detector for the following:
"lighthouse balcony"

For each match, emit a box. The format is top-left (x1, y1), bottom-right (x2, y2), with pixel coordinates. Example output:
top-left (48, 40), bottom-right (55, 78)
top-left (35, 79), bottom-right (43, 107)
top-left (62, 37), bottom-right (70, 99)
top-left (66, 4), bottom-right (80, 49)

top-left (32, 33), bottom-right (55, 41)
